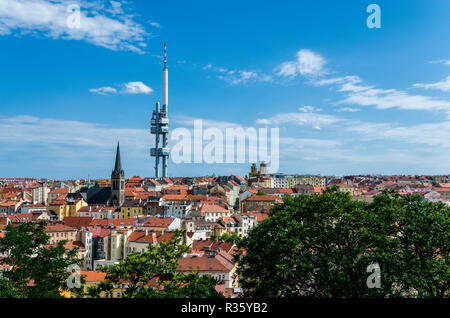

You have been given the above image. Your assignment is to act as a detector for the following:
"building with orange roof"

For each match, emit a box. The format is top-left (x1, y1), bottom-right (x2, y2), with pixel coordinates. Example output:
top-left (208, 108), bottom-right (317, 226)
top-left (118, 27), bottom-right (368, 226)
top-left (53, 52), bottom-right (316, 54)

top-left (95, 179), bottom-right (112, 187)
top-left (181, 219), bottom-right (215, 244)
top-left (136, 217), bottom-right (180, 231)
top-left (0, 216), bottom-right (9, 230)
top-left (241, 195), bottom-right (282, 212)
top-left (192, 204), bottom-right (231, 222)
top-left (177, 250), bottom-right (237, 289)
top-left (0, 199), bottom-right (22, 214)
top-left (248, 211), bottom-right (269, 223)
top-left (20, 202), bottom-right (47, 214)
top-left (62, 216), bottom-right (94, 229)
top-left (217, 214), bottom-right (257, 237)
top-left (88, 217), bottom-right (143, 228)
top-left (313, 186), bottom-right (326, 194)
top-left (162, 194), bottom-right (189, 202)
top-left (48, 187), bottom-right (69, 203)
top-left (163, 184), bottom-right (189, 195)
top-left (126, 230), bottom-right (175, 257)
top-left (44, 223), bottom-right (77, 245)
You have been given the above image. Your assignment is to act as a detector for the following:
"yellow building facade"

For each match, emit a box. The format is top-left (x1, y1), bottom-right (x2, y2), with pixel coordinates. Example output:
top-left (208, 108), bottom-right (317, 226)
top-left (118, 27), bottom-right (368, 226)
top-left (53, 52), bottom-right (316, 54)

top-left (120, 204), bottom-right (143, 218)
top-left (47, 199), bottom-right (87, 220)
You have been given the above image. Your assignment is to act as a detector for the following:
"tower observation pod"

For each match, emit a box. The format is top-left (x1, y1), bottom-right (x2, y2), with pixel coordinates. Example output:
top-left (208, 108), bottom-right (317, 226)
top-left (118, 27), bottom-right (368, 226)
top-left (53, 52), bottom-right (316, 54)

top-left (150, 43), bottom-right (170, 178)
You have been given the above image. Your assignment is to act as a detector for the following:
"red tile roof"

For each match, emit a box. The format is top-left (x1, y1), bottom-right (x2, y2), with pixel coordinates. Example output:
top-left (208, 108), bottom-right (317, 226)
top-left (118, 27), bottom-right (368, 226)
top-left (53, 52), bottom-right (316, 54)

top-left (178, 250), bottom-right (234, 272)
top-left (62, 217), bottom-right (94, 229)
top-left (248, 212), bottom-right (269, 223)
top-left (142, 217), bottom-right (175, 228)
top-left (128, 230), bottom-right (175, 244)
top-left (49, 188), bottom-right (69, 194)
top-left (244, 195), bottom-right (280, 201)
top-left (80, 271), bottom-right (107, 283)
top-left (88, 227), bottom-right (111, 238)
top-left (199, 204), bottom-right (228, 213)
top-left (44, 224), bottom-right (76, 232)
top-left (163, 194), bottom-right (188, 201)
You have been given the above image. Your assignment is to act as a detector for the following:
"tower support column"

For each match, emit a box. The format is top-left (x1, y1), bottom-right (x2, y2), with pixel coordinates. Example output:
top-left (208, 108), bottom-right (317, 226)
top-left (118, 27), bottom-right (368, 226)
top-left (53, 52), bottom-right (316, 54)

top-left (150, 44), bottom-right (170, 178)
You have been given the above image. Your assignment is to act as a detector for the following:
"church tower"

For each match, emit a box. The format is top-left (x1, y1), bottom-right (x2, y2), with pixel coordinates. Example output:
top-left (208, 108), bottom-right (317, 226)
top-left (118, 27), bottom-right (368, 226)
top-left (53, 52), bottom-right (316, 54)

top-left (110, 142), bottom-right (125, 206)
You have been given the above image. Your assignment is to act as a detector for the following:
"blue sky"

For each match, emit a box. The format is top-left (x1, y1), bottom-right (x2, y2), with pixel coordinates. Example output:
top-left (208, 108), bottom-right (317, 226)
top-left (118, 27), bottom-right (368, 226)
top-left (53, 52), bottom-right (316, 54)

top-left (0, 0), bottom-right (449, 179)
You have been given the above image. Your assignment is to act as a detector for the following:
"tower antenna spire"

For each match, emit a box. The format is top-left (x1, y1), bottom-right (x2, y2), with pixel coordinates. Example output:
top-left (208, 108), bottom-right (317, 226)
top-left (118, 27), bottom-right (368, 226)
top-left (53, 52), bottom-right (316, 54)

top-left (150, 42), bottom-right (170, 178)
top-left (164, 42), bottom-right (167, 69)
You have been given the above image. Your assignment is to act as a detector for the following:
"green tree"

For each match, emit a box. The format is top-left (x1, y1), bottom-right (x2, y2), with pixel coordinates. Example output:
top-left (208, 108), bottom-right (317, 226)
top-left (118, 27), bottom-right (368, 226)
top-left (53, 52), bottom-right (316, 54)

top-left (214, 233), bottom-right (241, 244)
top-left (371, 191), bottom-right (449, 297)
top-left (235, 187), bottom-right (449, 298)
top-left (91, 230), bottom-right (223, 298)
top-left (0, 220), bottom-right (84, 298)
top-left (0, 278), bottom-right (18, 298)
top-left (256, 190), bottom-right (268, 196)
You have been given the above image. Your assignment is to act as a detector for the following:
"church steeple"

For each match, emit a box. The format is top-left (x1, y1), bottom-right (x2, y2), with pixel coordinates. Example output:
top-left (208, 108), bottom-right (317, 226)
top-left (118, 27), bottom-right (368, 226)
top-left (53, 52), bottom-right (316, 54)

top-left (113, 142), bottom-right (123, 175)
top-left (110, 141), bottom-right (125, 206)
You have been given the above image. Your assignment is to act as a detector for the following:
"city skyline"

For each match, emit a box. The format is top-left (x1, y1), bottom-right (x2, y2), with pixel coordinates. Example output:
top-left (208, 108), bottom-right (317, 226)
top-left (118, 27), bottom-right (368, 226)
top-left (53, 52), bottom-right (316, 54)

top-left (1, 0), bottom-right (450, 179)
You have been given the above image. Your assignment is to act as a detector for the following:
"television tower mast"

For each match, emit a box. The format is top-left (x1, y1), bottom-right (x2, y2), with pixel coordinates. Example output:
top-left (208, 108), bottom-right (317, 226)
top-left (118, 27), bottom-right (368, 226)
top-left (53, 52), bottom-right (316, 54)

top-left (150, 43), bottom-right (170, 178)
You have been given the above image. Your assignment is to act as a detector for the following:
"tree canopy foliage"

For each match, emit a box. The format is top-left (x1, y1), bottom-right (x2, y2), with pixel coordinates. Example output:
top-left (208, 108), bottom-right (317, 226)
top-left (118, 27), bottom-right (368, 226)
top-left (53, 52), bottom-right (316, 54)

top-left (235, 187), bottom-right (449, 298)
top-left (0, 221), bottom-right (83, 298)
top-left (210, 232), bottom-right (241, 244)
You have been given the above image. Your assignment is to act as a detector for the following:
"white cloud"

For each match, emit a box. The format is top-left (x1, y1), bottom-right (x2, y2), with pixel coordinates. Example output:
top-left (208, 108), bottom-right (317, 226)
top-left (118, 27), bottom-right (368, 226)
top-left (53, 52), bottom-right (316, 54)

top-left (348, 120), bottom-right (450, 148)
top-left (280, 137), bottom-right (341, 148)
top-left (149, 21), bottom-right (160, 28)
top-left (203, 63), bottom-right (272, 85)
top-left (276, 61), bottom-right (298, 77)
top-left (413, 76), bottom-right (450, 92)
top-left (315, 75), bottom-right (450, 113)
top-left (108, 1), bottom-right (124, 15)
top-left (172, 115), bottom-right (242, 130)
top-left (429, 59), bottom-right (450, 66)
top-left (275, 49), bottom-right (326, 77)
top-left (255, 111), bottom-right (342, 130)
top-left (89, 86), bottom-right (117, 95)
top-left (0, 115), bottom-right (148, 150)
top-left (341, 86), bottom-right (450, 112)
top-left (89, 81), bottom-right (153, 95)
top-left (335, 107), bottom-right (361, 112)
top-left (222, 71), bottom-right (258, 85)
top-left (313, 76), bottom-right (361, 86)
top-left (0, 0), bottom-right (149, 53)
top-left (121, 81), bottom-right (153, 94)
top-left (299, 105), bottom-right (322, 113)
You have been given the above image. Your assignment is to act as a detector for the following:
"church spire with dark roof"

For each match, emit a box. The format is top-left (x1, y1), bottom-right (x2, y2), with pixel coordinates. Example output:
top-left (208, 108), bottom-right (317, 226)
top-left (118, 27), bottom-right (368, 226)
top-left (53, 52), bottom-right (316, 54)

top-left (110, 141), bottom-right (125, 206)
top-left (113, 141), bottom-right (123, 175)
